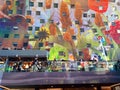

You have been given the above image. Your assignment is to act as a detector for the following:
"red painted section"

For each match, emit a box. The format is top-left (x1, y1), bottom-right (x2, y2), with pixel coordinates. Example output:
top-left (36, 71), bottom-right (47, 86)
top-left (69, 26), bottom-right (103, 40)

top-left (109, 21), bottom-right (120, 44)
top-left (88, 0), bottom-right (108, 13)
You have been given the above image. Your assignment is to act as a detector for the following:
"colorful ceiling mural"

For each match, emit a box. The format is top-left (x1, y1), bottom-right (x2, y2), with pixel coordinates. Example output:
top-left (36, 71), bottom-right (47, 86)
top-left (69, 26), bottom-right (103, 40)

top-left (0, 0), bottom-right (120, 61)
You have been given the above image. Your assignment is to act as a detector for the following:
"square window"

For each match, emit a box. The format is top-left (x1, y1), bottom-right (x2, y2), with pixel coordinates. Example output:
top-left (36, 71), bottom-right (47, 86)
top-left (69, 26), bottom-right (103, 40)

top-left (72, 35), bottom-right (77, 40)
top-left (59, 51), bottom-right (65, 56)
top-left (50, 20), bottom-right (54, 23)
top-left (75, 20), bottom-right (79, 24)
top-left (16, 1), bottom-right (20, 6)
top-left (24, 34), bottom-right (29, 38)
top-left (8, 10), bottom-right (13, 14)
top-left (35, 27), bottom-right (39, 31)
top-left (48, 42), bottom-right (54, 47)
top-left (29, 2), bottom-right (34, 7)
top-left (14, 34), bottom-right (20, 38)
top-left (16, 18), bottom-right (22, 22)
top-left (28, 26), bottom-right (33, 31)
top-left (39, 43), bottom-right (43, 47)
top-left (0, 42), bottom-right (2, 46)
top-left (83, 13), bottom-right (87, 17)
top-left (27, 10), bottom-right (31, 15)
top-left (71, 4), bottom-right (75, 8)
top-left (104, 22), bottom-right (108, 25)
top-left (1, 18), bottom-right (7, 22)
top-left (92, 28), bottom-right (97, 33)
top-left (6, 1), bottom-right (11, 5)
top-left (62, 28), bottom-right (67, 32)
top-left (13, 42), bottom-right (18, 47)
top-left (112, 22), bottom-right (116, 26)
top-left (62, 12), bottom-right (66, 16)
top-left (87, 43), bottom-right (91, 48)
top-left (38, 2), bottom-right (43, 7)
top-left (4, 34), bottom-right (9, 38)
top-left (91, 14), bottom-right (95, 18)
top-left (36, 11), bottom-right (41, 15)
top-left (17, 9), bottom-right (22, 14)
top-left (109, 0), bottom-right (116, 2)
top-left (54, 3), bottom-right (58, 8)
top-left (96, 0), bottom-right (100, 2)
top-left (23, 42), bottom-right (28, 47)
top-left (26, 19), bottom-right (31, 23)
top-left (110, 44), bottom-right (114, 48)
top-left (34, 35), bottom-right (39, 39)
top-left (80, 28), bottom-right (84, 32)
top-left (79, 51), bottom-right (83, 56)
top-left (40, 19), bottom-right (45, 23)
top-left (13, 26), bottom-right (18, 30)
top-left (58, 35), bottom-right (62, 40)
top-left (115, 15), bottom-right (119, 19)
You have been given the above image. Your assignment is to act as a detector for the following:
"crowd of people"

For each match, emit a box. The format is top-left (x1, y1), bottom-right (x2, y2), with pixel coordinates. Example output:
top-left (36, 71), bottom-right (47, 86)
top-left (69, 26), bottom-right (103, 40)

top-left (4, 59), bottom-right (120, 72)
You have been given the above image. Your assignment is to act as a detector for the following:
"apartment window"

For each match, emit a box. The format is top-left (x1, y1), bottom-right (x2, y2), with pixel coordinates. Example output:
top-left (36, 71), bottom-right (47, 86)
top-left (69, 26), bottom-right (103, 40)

top-left (50, 20), bottom-right (54, 23)
top-left (6, 1), bottom-right (11, 5)
top-left (112, 22), bottom-right (116, 26)
top-left (96, 0), bottom-right (100, 2)
top-left (16, 1), bottom-right (20, 6)
top-left (58, 35), bottom-right (62, 40)
top-left (14, 34), bottom-right (20, 38)
top-left (8, 10), bottom-right (13, 14)
top-left (26, 19), bottom-right (31, 23)
top-left (27, 10), bottom-right (31, 15)
top-left (80, 28), bottom-right (84, 32)
top-left (48, 43), bottom-right (54, 47)
top-left (83, 13), bottom-right (87, 17)
top-left (13, 26), bottom-right (18, 30)
top-left (71, 4), bottom-right (75, 8)
top-left (23, 42), bottom-right (28, 47)
top-left (16, 18), bottom-right (22, 22)
top-left (110, 0), bottom-right (116, 2)
top-left (62, 12), bottom-right (66, 16)
top-left (91, 14), bottom-right (95, 18)
top-left (79, 51), bottom-right (83, 56)
top-left (39, 43), bottom-right (43, 47)
top-left (87, 43), bottom-right (91, 48)
top-left (115, 15), bottom-right (119, 19)
top-left (4, 34), bottom-right (9, 38)
top-left (104, 22), bottom-right (108, 25)
top-left (17, 9), bottom-right (22, 14)
top-left (54, 3), bottom-right (58, 8)
top-left (62, 28), bottom-right (67, 32)
top-left (34, 35), bottom-right (39, 39)
top-left (1, 18), bottom-right (7, 22)
top-left (29, 2), bottom-right (34, 7)
top-left (12, 42), bottom-right (18, 47)
top-left (0, 42), bottom-right (2, 46)
top-left (59, 51), bottom-right (65, 56)
top-left (40, 19), bottom-right (45, 23)
top-left (38, 2), bottom-right (43, 7)
top-left (110, 44), bottom-right (114, 48)
top-left (36, 11), bottom-right (41, 15)
top-left (35, 27), bottom-right (39, 31)
top-left (72, 36), bottom-right (77, 40)
top-left (92, 28), bottom-right (97, 33)
top-left (24, 34), bottom-right (29, 38)
top-left (75, 20), bottom-right (79, 24)
top-left (28, 26), bottom-right (33, 31)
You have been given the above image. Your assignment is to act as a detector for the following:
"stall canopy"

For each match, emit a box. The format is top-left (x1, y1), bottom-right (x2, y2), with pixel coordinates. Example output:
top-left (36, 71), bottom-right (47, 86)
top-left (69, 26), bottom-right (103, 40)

top-left (0, 50), bottom-right (48, 57)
